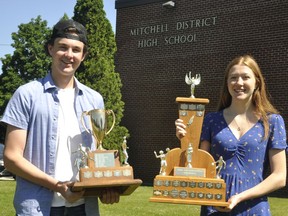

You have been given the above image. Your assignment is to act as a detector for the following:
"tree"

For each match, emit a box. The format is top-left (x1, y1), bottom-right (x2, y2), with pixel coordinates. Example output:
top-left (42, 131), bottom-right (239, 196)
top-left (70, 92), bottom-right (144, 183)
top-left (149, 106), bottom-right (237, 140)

top-left (0, 16), bottom-right (51, 112)
top-left (0, 3), bottom-right (128, 154)
top-left (73, 0), bottom-right (129, 152)
top-left (0, 16), bottom-right (51, 141)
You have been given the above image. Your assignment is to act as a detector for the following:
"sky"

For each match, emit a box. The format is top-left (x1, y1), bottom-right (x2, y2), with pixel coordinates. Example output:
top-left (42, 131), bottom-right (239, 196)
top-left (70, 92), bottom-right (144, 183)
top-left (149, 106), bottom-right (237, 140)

top-left (0, 0), bottom-right (116, 72)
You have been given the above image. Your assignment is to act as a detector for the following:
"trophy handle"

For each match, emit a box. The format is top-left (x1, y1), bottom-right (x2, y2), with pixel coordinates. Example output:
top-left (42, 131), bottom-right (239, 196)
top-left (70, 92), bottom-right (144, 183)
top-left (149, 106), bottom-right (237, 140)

top-left (81, 111), bottom-right (91, 134)
top-left (105, 110), bottom-right (116, 135)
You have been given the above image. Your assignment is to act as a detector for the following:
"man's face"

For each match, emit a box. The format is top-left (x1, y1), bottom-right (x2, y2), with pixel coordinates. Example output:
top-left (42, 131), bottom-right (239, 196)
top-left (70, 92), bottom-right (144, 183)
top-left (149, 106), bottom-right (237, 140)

top-left (48, 37), bottom-right (86, 77)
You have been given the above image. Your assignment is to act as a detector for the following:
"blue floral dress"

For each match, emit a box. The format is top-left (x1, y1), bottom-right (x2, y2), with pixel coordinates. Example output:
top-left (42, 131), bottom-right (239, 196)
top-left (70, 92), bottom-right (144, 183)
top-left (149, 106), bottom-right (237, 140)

top-left (200, 111), bottom-right (287, 216)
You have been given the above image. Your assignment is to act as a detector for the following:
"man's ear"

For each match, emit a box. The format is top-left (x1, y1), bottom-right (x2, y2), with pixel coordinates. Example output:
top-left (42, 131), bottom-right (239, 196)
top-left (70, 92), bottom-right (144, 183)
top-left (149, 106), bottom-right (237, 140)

top-left (82, 52), bottom-right (88, 61)
top-left (47, 44), bottom-right (53, 56)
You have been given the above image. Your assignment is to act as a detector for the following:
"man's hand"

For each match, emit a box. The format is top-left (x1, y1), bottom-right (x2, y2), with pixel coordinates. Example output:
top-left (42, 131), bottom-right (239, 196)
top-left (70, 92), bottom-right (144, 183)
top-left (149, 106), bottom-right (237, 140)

top-left (56, 181), bottom-right (84, 203)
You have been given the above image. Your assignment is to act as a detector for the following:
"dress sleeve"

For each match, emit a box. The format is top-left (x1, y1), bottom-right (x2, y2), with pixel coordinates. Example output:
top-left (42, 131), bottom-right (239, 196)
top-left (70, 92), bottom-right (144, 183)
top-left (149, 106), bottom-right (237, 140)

top-left (268, 114), bottom-right (287, 150)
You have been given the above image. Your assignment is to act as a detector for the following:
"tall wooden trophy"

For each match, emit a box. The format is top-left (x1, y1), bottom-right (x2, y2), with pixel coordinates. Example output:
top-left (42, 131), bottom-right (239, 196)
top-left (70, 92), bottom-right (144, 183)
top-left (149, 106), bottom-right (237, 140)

top-left (72, 109), bottom-right (142, 196)
top-left (150, 73), bottom-right (228, 207)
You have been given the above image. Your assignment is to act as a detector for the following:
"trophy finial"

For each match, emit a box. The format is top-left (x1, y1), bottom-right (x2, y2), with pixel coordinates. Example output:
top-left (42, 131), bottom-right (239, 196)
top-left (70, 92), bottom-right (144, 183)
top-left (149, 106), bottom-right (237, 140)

top-left (185, 72), bottom-right (201, 98)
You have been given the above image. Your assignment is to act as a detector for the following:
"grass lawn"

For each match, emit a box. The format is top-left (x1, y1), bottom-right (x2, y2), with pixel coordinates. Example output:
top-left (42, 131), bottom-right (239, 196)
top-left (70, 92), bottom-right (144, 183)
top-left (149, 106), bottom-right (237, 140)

top-left (0, 180), bottom-right (15, 216)
top-left (1, 180), bottom-right (287, 215)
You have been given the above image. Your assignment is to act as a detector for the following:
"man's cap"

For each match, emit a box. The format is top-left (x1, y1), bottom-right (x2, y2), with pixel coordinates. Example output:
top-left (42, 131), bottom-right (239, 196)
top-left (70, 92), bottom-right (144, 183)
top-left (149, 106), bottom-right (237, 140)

top-left (51, 19), bottom-right (88, 45)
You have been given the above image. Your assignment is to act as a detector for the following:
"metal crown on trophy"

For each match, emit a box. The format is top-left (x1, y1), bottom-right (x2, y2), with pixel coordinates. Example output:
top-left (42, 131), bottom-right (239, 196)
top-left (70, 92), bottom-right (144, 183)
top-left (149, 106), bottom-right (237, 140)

top-left (150, 73), bottom-right (228, 207)
top-left (72, 109), bottom-right (142, 197)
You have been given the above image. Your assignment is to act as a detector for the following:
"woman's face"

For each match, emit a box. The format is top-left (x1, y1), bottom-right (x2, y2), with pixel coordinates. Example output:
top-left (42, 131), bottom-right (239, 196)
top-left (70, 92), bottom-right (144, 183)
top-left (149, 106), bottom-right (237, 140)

top-left (227, 64), bottom-right (257, 103)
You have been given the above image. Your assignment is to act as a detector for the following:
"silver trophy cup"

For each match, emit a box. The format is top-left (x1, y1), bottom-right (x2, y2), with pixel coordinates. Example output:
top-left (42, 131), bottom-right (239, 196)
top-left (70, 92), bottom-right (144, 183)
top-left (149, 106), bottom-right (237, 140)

top-left (81, 109), bottom-right (116, 150)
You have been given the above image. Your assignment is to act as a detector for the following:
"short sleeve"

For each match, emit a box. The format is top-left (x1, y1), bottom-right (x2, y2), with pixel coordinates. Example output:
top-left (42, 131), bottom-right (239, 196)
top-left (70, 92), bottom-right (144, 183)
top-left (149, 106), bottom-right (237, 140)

top-left (1, 85), bottom-right (31, 130)
top-left (268, 114), bottom-right (287, 150)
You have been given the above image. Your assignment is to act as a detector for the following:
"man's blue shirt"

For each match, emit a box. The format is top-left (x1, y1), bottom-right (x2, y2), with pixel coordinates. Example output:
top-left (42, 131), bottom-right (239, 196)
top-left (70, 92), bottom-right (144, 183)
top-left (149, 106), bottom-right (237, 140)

top-left (1, 73), bottom-right (103, 215)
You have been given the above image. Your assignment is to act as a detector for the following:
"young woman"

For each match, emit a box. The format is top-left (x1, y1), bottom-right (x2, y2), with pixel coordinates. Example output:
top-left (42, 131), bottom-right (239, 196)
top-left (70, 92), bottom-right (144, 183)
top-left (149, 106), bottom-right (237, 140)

top-left (175, 55), bottom-right (287, 215)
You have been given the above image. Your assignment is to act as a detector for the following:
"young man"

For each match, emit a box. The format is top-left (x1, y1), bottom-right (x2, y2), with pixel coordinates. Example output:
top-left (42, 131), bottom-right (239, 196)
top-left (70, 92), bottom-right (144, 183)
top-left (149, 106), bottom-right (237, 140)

top-left (1, 19), bottom-right (119, 216)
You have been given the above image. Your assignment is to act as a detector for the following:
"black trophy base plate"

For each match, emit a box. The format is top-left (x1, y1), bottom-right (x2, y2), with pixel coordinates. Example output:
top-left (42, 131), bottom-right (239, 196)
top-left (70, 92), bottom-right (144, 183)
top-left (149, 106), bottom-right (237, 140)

top-left (71, 179), bottom-right (142, 197)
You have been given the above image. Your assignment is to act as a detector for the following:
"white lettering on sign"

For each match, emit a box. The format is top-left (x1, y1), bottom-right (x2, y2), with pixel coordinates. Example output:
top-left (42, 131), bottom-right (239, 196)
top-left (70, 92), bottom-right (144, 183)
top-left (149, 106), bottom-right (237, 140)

top-left (138, 38), bottom-right (159, 48)
top-left (130, 24), bottom-right (169, 36)
top-left (176, 17), bottom-right (217, 30)
top-left (164, 34), bottom-right (196, 45)
top-left (129, 16), bottom-right (217, 47)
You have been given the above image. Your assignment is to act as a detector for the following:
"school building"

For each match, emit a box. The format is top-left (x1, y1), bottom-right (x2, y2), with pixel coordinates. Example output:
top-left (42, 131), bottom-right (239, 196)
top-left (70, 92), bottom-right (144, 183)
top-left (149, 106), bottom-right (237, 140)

top-left (114, 0), bottom-right (288, 197)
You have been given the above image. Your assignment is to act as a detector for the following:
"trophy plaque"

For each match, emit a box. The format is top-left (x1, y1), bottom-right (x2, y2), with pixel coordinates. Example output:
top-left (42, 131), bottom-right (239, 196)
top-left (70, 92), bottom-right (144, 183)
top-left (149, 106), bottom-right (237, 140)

top-left (72, 109), bottom-right (142, 197)
top-left (150, 73), bottom-right (228, 207)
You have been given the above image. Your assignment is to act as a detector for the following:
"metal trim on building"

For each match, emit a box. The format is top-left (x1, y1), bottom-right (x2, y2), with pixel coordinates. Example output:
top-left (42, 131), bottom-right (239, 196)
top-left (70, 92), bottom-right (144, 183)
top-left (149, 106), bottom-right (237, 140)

top-left (116, 0), bottom-right (164, 9)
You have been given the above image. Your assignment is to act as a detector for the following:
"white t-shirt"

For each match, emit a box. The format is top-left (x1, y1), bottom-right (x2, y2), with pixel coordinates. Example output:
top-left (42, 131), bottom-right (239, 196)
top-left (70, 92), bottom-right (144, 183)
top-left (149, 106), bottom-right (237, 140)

top-left (51, 88), bottom-right (85, 207)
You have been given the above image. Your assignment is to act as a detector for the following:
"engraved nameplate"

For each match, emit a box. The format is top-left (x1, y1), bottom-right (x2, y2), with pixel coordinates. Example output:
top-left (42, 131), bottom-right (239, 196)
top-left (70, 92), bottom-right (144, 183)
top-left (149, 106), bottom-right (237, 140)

top-left (164, 180), bottom-right (171, 186)
top-left (155, 180), bottom-right (163, 186)
top-left (179, 104), bottom-right (206, 111)
top-left (94, 152), bottom-right (115, 167)
top-left (163, 190), bottom-right (169, 196)
top-left (123, 169), bottom-right (132, 176)
top-left (174, 167), bottom-right (206, 177)
top-left (83, 171), bottom-right (93, 178)
top-left (179, 190), bottom-right (188, 199)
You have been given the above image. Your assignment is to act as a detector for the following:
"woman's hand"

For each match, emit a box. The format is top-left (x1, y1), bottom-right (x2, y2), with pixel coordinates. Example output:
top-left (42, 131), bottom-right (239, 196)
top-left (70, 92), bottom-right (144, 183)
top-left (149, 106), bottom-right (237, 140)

top-left (175, 119), bottom-right (186, 139)
top-left (215, 194), bottom-right (241, 212)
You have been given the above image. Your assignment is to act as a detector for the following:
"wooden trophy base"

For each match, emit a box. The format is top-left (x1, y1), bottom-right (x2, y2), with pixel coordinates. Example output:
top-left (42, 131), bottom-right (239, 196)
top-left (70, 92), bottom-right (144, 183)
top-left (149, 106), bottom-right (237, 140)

top-left (150, 175), bottom-right (228, 207)
top-left (149, 97), bottom-right (228, 207)
top-left (71, 150), bottom-right (142, 196)
top-left (72, 178), bottom-right (142, 197)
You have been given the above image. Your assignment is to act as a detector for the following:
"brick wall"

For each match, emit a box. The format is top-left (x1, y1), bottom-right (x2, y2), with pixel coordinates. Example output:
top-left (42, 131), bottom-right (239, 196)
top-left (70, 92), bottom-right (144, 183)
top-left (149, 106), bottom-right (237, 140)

top-left (115, 0), bottom-right (288, 197)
